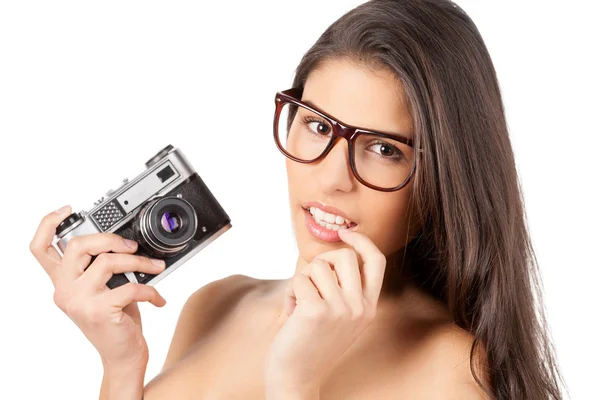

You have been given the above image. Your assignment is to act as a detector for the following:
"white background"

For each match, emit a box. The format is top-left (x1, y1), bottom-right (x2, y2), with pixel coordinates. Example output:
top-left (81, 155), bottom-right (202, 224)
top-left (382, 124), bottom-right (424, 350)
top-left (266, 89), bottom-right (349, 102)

top-left (1, 1), bottom-right (598, 399)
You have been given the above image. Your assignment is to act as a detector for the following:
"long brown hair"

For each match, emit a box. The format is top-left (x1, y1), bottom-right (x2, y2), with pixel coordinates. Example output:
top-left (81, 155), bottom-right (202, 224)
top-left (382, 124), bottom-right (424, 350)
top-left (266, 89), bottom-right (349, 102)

top-left (290, 0), bottom-right (565, 398)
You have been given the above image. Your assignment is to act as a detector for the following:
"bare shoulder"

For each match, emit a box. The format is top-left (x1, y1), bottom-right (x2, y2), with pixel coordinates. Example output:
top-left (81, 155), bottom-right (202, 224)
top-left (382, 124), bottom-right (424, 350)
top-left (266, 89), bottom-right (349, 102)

top-left (384, 319), bottom-right (490, 399)
top-left (377, 286), bottom-right (490, 399)
top-left (160, 273), bottom-right (261, 372)
top-left (421, 323), bottom-right (490, 399)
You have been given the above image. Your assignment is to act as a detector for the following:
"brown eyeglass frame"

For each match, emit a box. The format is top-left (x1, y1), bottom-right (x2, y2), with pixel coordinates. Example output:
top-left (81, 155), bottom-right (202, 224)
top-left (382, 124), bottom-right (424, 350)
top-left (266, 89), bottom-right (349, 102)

top-left (273, 88), bottom-right (422, 192)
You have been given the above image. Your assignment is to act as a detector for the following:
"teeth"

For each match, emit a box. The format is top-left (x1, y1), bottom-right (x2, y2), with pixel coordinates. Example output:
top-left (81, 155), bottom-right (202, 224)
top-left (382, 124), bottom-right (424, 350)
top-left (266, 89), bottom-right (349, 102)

top-left (314, 207), bottom-right (324, 221)
top-left (308, 206), bottom-right (353, 228)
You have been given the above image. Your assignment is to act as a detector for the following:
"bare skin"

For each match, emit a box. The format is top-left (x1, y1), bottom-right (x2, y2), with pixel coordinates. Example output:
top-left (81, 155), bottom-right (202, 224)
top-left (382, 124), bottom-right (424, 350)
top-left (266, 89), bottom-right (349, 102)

top-left (143, 274), bottom-right (486, 399)
top-left (144, 59), bottom-right (488, 398)
top-left (32, 58), bottom-right (488, 399)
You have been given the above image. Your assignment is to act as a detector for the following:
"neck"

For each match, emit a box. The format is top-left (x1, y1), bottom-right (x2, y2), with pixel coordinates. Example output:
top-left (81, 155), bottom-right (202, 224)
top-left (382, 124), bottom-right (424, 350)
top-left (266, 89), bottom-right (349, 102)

top-left (381, 250), bottom-right (413, 298)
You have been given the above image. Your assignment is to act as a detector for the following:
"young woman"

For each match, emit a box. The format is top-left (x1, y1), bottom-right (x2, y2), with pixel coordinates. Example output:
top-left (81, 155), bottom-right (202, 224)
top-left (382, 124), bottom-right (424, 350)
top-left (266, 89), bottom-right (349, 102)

top-left (30, 0), bottom-right (565, 398)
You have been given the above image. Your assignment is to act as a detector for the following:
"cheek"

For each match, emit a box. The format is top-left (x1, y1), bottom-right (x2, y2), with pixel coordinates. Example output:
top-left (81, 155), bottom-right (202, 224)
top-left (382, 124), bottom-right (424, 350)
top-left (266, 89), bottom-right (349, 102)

top-left (286, 159), bottom-right (310, 193)
top-left (285, 158), bottom-right (295, 193)
top-left (285, 157), bottom-right (294, 180)
top-left (363, 196), bottom-right (413, 255)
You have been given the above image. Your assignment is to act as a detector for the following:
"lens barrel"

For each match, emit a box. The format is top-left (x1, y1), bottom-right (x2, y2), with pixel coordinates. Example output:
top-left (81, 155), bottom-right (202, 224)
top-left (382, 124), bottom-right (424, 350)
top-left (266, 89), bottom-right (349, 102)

top-left (135, 196), bottom-right (198, 257)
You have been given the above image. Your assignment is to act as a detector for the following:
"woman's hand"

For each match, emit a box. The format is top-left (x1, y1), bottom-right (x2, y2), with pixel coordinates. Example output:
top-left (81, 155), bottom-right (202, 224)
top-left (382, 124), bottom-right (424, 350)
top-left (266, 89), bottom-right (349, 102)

top-left (264, 228), bottom-right (387, 398)
top-left (29, 205), bottom-right (168, 370)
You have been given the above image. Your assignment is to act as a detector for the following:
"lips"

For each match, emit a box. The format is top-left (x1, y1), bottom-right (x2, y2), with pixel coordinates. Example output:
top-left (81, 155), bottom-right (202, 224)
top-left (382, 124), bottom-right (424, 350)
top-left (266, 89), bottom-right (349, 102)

top-left (301, 201), bottom-right (357, 226)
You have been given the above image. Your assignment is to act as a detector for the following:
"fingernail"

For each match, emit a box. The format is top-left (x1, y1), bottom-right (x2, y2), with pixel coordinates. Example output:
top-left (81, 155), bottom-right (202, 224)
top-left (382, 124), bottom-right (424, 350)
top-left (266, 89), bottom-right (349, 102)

top-left (54, 205), bottom-right (70, 214)
top-left (151, 259), bottom-right (165, 268)
top-left (124, 238), bottom-right (138, 248)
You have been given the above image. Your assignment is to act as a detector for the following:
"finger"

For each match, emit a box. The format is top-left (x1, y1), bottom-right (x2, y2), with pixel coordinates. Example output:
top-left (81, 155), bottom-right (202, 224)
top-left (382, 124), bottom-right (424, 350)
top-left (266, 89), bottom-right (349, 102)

top-left (299, 257), bottom-right (338, 284)
top-left (60, 233), bottom-right (139, 281)
top-left (80, 253), bottom-right (166, 289)
top-left (307, 259), bottom-right (346, 308)
top-left (283, 280), bottom-right (297, 316)
top-left (291, 273), bottom-right (322, 305)
top-left (314, 249), bottom-right (363, 310)
top-left (337, 229), bottom-right (387, 305)
top-left (314, 249), bottom-right (362, 295)
top-left (29, 205), bottom-right (73, 278)
top-left (103, 282), bottom-right (167, 309)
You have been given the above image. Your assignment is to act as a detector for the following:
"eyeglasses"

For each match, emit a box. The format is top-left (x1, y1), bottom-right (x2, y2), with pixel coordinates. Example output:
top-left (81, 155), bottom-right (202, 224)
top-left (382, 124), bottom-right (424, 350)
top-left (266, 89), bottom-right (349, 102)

top-left (273, 88), bottom-right (421, 192)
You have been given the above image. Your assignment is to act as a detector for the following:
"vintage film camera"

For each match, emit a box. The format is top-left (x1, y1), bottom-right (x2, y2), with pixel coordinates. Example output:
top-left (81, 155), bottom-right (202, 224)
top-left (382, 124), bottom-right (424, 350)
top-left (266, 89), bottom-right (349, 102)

top-left (54, 144), bottom-right (231, 289)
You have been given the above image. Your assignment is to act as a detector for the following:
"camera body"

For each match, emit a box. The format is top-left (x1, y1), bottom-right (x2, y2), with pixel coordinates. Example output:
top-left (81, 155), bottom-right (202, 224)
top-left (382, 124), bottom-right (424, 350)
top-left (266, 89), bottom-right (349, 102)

top-left (54, 144), bottom-right (232, 289)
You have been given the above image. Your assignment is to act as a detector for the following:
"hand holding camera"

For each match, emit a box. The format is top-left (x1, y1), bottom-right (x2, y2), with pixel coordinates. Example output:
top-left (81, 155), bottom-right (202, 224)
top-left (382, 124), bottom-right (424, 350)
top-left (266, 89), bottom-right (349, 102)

top-left (29, 205), bottom-right (168, 368)
top-left (30, 145), bottom-right (231, 370)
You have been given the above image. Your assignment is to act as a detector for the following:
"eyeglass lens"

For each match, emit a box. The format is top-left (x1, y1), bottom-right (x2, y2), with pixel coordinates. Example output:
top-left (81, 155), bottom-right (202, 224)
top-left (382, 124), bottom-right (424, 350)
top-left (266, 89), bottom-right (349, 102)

top-left (277, 102), bottom-right (415, 190)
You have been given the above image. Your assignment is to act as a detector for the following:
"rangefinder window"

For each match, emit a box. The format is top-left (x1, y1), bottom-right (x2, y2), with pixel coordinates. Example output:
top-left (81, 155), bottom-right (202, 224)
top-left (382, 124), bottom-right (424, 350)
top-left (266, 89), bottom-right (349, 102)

top-left (157, 165), bottom-right (175, 183)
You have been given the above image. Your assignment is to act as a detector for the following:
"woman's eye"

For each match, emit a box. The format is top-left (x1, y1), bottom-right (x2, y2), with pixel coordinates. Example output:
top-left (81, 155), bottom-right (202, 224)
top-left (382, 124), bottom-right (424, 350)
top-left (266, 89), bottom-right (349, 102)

top-left (369, 143), bottom-right (402, 159)
top-left (307, 121), bottom-right (330, 135)
top-left (379, 144), bottom-right (391, 155)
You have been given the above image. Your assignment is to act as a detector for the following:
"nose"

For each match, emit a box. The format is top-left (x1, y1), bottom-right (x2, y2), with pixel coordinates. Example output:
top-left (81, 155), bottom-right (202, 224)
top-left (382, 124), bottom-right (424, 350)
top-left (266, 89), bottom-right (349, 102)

top-left (314, 138), bottom-right (355, 194)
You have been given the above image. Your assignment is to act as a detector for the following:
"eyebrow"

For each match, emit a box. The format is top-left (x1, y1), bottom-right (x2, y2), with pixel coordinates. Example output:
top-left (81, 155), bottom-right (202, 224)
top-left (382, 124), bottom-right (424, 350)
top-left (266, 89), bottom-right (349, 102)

top-left (301, 98), bottom-right (414, 142)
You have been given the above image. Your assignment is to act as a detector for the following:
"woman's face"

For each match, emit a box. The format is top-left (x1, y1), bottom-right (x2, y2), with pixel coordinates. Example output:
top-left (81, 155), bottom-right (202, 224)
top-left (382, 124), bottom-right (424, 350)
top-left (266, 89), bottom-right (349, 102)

top-left (286, 58), bottom-right (418, 266)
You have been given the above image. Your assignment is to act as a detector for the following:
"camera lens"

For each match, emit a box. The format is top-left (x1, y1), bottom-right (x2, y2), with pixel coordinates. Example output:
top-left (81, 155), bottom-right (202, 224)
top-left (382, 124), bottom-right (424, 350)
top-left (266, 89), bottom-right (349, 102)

top-left (135, 196), bottom-right (198, 257)
top-left (160, 211), bottom-right (182, 234)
